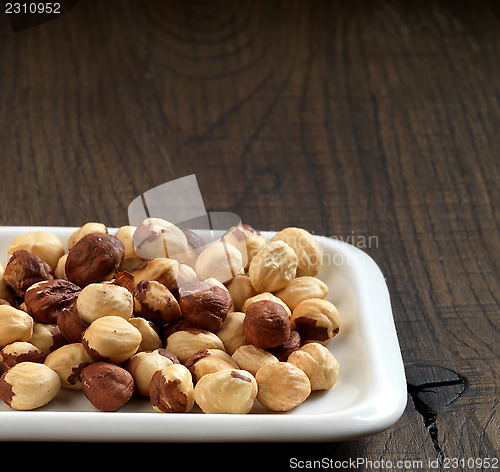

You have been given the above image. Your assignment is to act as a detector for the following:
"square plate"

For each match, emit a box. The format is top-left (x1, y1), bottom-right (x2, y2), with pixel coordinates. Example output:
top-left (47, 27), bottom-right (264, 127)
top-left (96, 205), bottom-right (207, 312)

top-left (0, 226), bottom-right (406, 442)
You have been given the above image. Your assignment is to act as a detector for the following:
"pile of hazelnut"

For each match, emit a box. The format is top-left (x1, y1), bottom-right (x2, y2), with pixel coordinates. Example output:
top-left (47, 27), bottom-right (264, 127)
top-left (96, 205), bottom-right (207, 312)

top-left (0, 219), bottom-right (341, 414)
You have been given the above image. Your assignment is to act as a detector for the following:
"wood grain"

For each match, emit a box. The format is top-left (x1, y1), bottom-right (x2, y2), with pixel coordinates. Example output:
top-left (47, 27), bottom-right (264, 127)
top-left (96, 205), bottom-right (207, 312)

top-left (0, 0), bottom-right (499, 468)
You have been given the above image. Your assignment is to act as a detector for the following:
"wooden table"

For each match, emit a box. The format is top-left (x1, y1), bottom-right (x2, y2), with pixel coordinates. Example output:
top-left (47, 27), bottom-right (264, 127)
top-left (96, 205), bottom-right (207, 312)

top-left (0, 0), bottom-right (498, 469)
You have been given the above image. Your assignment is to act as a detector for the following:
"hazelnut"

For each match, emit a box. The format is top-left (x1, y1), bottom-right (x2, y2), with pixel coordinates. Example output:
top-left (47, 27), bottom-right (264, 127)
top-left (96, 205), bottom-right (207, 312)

top-left (241, 292), bottom-right (291, 317)
top-left (194, 368), bottom-right (257, 414)
top-left (165, 328), bottom-right (225, 363)
top-left (134, 280), bottom-right (181, 323)
top-left (287, 342), bottom-right (339, 391)
top-left (7, 231), bottom-right (65, 271)
top-left (0, 263), bottom-right (16, 306)
top-left (179, 280), bottom-right (232, 332)
top-left (80, 362), bottom-right (134, 411)
top-left (29, 322), bottom-right (66, 355)
top-left (54, 254), bottom-right (68, 280)
top-left (67, 223), bottom-right (108, 250)
top-left (216, 311), bottom-right (247, 355)
top-left (126, 348), bottom-right (180, 396)
top-left (269, 329), bottom-right (302, 361)
top-left (231, 344), bottom-right (278, 376)
top-left (0, 306), bottom-right (34, 349)
top-left (225, 275), bottom-right (258, 312)
top-left (150, 364), bottom-right (194, 413)
top-left (65, 233), bottom-right (124, 287)
top-left (290, 298), bottom-right (340, 344)
top-left (82, 315), bottom-right (142, 363)
top-left (248, 241), bottom-right (298, 293)
top-left (185, 349), bottom-right (239, 383)
top-left (274, 276), bottom-right (328, 311)
top-left (3, 250), bottom-right (53, 297)
top-left (270, 227), bottom-right (322, 277)
top-left (76, 283), bottom-right (133, 324)
top-left (255, 362), bottom-right (311, 412)
top-left (0, 362), bottom-right (61, 410)
top-left (243, 300), bottom-right (290, 349)
top-left (133, 218), bottom-right (188, 261)
top-left (0, 342), bottom-right (44, 373)
top-left (113, 270), bottom-right (136, 294)
top-left (176, 263), bottom-right (198, 286)
top-left (128, 317), bottom-right (162, 352)
top-left (57, 307), bottom-right (89, 343)
top-left (113, 225), bottom-right (144, 271)
top-left (131, 258), bottom-right (179, 291)
top-left (44, 343), bottom-right (94, 389)
top-left (177, 228), bottom-right (206, 268)
top-left (221, 224), bottom-right (266, 269)
top-left (24, 279), bottom-right (81, 324)
top-left (194, 241), bottom-right (243, 284)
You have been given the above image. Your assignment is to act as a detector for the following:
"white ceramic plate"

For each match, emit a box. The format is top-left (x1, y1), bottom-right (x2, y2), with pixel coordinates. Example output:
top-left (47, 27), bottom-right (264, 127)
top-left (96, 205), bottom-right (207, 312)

top-left (0, 226), bottom-right (406, 442)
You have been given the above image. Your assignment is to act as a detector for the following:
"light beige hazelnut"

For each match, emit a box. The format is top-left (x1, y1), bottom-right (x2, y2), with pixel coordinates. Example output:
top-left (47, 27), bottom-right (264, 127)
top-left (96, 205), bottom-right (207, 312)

top-left (241, 292), bottom-right (291, 317)
top-left (165, 328), bottom-right (225, 363)
top-left (287, 342), bottom-right (339, 391)
top-left (290, 298), bottom-right (340, 344)
top-left (82, 315), bottom-right (142, 363)
top-left (68, 223), bottom-right (108, 250)
top-left (176, 264), bottom-right (198, 286)
top-left (185, 349), bottom-right (239, 383)
top-left (195, 241), bottom-right (243, 284)
top-left (255, 362), bottom-right (311, 412)
top-left (221, 225), bottom-right (266, 269)
top-left (44, 343), bottom-right (94, 389)
top-left (7, 231), bottom-right (64, 270)
top-left (0, 306), bottom-right (34, 349)
top-left (30, 323), bottom-right (66, 355)
top-left (216, 311), bottom-right (248, 355)
top-left (225, 275), bottom-right (258, 312)
top-left (128, 317), bottom-right (162, 352)
top-left (194, 368), bottom-right (257, 414)
top-left (0, 362), bottom-right (61, 410)
top-left (114, 225), bottom-right (144, 271)
top-left (134, 280), bottom-right (181, 323)
top-left (0, 342), bottom-right (44, 370)
top-left (150, 364), bottom-right (194, 413)
top-left (248, 241), bottom-right (298, 293)
top-left (133, 218), bottom-right (188, 261)
top-left (76, 283), bottom-right (133, 324)
top-left (231, 344), bottom-right (278, 376)
top-left (270, 227), bottom-right (322, 277)
top-left (131, 258), bottom-right (179, 291)
top-left (54, 254), bottom-right (68, 280)
top-left (126, 348), bottom-right (180, 397)
top-left (274, 276), bottom-right (328, 311)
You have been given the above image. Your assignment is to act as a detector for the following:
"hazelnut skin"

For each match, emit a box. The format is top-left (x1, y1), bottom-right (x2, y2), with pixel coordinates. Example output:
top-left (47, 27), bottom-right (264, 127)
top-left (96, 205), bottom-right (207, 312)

top-left (243, 300), bottom-right (290, 349)
top-left (150, 364), bottom-right (194, 413)
top-left (81, 362), bottom-right (134, 412)
top-left (134, 280), bottom-right (181, 324)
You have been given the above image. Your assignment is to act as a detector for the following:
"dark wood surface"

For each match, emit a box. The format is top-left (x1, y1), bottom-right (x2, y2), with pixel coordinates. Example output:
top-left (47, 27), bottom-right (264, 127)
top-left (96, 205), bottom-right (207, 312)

top-left (1, 0), bottom-right (499, 469)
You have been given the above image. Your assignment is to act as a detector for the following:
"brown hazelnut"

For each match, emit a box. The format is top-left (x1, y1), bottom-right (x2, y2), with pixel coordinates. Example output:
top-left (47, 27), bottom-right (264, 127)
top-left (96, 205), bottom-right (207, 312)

top-left (134, 280), bottom-right (181, 323)
top-left (269, 329), bottom-right (301, 361)
top-left (241, 292), bottom-right (291, 317)
top-left (248, 241), bottom-right (298, 293)
top-left (80, 362), bottom-right (134, 411)
top-left (179, 280), bottom-right (232, 332)
top-left (7, 231), bottom-right (65, 271)
top-left (150, 364), bottom-right (194, 413)
top-left (290, 298), bottom-right (340, 344)
top-left (0, 262), bottom-right (16, 305)
top-left (57, 307), bottom-right (89, 343)
top-left (0, 342), bottom-right (44, 373)
top-left (270, 227), bottom-right (323, 277)
top-left (243, 300), bottom-right (290, 349)
top-left (65, 233), bottom-right (124, 287)
top-left (24, 279), bottom-right (81, 324)
top-left (0, 361), bottom-right (61, 410)
top-left (3, 250), bottom-right (53, 297)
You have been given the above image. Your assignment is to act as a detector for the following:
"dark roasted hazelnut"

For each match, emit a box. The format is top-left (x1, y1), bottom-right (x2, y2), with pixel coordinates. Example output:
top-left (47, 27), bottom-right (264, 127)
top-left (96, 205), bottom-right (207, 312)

top-left (80, 362), bottom-right (134, 412)
top-left (269, 329), bottom-right (301, 361)
top-left (57, 307), bottom-right (89, 343)
top-left (243, 300), bottom-right (290, 349)
top-left (179, 280), bottom-right (232, 332)
top-left (3, 250), bottom-right (53, 297)
top-left (134, 280), bottom-right (182, 323)
top-left (24, 279), bottom-right (81, 324)
top-left (65, 233), bottom-right (124, 287)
